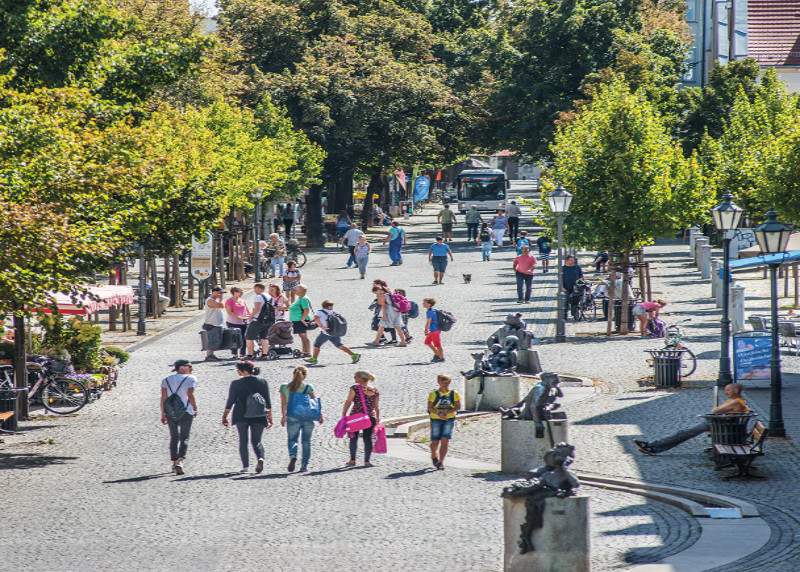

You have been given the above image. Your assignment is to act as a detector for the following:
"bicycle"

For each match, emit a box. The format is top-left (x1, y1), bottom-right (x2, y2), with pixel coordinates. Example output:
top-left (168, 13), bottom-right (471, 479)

top-left (0, 359), bottom-right (89, 415)
top-left (645, 319), bottom-right (697, 377)
top-left (285, 241), bottom-right (307, 267)
top-left (569, 280), bottom-right (597, 322)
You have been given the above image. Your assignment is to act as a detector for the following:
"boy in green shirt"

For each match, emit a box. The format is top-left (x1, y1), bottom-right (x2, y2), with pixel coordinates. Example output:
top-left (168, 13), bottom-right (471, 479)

top-left (427, 374), bottom-right (461, 470)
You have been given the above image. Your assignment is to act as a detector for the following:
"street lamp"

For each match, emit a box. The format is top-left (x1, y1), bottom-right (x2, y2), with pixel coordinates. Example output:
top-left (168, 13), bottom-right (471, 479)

top-left (252, 188), bottom-right (264, 282)
top-left (547, 183), bottom-right (573, 343)
top-left (136, 242), bottom-right (147, 336)
top-left (753, 207), bottom-right (792, 438)
top-left (711, 192), bottom-right (743, 387)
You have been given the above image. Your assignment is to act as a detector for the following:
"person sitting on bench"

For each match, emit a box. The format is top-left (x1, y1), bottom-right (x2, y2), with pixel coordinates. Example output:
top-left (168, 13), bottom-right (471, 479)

top-left (633, 383), bottom-right (748, 455)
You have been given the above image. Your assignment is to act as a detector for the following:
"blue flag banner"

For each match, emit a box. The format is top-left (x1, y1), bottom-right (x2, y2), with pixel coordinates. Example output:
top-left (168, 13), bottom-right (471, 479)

top-left (413, 176), bottom-right (430, 203)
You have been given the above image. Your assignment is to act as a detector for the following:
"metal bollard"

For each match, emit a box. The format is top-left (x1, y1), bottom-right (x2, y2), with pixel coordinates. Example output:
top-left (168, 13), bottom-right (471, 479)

top-left (731, 284), bottom-right (746, 332)
top-left (688, 226), bottom-right (701, 253)
top-left (711, 258), bottom-right (722, 298)
top-left (694, 237), bottom-right (708, 266)
top-left (699, 244), bottom-right (712, 279)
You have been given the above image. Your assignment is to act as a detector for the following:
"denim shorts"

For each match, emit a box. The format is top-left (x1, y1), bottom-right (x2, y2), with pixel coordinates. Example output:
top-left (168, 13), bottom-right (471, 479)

top-left (430, 418), bottom-right (454, 441)
top-left (431, 256), bottom-right (448, 272)
top-left (314, 330), bottom-right (343, 348)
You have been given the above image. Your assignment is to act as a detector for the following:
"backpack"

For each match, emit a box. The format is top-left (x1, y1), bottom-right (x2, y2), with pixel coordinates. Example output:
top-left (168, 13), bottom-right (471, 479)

top-left (516, 237), bottom-right (530, 253)
top-left (407, 301), bottom-right (420, 319)
top-left (253, 294), bottom-right (275, 326)
top-left (479, 229), bottom-right (491, 242)
top-left (325, 310), bottom-right (348, 337)
top-left (163, 375), bottom-right (190, 423)
top-left (435, 309), bottom-right (456, 332)
top-left (433, 390), bottom-right (456, 411)
top-left (244, 379), bottom-right (268, 418)
top-left (390, 292), bottom-right (412, 313)
top-left (646, 318), bottom-right (666, 338)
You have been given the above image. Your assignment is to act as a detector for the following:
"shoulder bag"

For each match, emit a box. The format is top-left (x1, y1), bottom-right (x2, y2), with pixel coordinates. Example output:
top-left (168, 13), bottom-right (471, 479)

top-left (344, 385), bottom-right (372, 432)
top-left (287, 384), bottom-right (321, 421)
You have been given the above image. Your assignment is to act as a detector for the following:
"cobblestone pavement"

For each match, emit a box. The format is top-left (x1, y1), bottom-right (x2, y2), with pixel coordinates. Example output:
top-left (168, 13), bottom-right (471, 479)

top-left (3, 197), bottom-right (799, 570)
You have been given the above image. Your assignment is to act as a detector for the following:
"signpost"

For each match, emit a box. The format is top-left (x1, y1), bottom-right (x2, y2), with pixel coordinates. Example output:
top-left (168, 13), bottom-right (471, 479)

top-left (191, 231), bottom-right (214, 309)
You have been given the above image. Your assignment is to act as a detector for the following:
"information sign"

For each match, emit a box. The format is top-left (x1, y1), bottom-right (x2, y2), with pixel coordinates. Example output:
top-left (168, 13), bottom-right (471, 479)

top-left (732, 331), bottom-right (772, 382)
top-left (190, 231), bottom-right (214, 281)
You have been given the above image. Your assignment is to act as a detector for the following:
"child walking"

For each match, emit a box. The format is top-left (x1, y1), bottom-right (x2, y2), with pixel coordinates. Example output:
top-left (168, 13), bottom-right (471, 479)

top-left (423, 298), bottom-right (444, 363)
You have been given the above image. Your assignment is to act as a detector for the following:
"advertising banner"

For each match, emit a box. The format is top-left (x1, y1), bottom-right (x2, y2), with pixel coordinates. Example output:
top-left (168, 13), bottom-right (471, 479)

top-left (190, 231), bottom-right (214, 281)
top-left (732, 331), bottom-right (772, 382)
top-left (413, 175), bottom-right (430, 203)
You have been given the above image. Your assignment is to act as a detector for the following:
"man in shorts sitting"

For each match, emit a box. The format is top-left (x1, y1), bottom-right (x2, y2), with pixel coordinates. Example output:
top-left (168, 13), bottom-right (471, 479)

top-left (427, 374), bottom-right (461, 470)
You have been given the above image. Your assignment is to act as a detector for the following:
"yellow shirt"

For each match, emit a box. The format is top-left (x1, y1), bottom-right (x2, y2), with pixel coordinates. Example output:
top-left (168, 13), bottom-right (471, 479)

top-left (720, 397), bottom-right (749, 413)
top-left (429, 389), bottom-right (461, 420)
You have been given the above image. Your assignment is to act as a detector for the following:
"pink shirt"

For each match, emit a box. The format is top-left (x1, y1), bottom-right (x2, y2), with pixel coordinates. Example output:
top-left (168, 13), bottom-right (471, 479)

top-left (640, 302), bottom-right (661, 312)
top-left (224, 298), bottom-right (248, 324)
top-left (514, 254), bottom-right (537, 275)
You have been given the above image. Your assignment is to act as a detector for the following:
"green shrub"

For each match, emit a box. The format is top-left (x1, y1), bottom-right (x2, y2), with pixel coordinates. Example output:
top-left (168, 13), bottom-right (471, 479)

top-left (103, 346), bottom-right (130, 364)
top-left (0, 341), bottom-right (14, 359)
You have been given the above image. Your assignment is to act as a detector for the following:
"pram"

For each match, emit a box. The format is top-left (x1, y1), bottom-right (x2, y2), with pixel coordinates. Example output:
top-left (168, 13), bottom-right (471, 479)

top-left (264, 320), bottom-right (302, 360)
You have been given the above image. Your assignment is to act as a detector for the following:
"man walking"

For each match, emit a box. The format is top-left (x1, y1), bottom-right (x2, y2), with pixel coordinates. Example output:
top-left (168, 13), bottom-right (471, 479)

top-left (203, 286), bottom-right (226, 361)
top-left (464, 205), bottom-right (483, 242)
top-left (506, 200), bottom-right (522, 242)
top-left (513, 244), bottom-right (537, 303)
top-left (245, 283), bottom-right (273, 359)
top-left (535, 232), bottom-right (553, 273)
top-left (340, 223), bottom-right (364, 268)
top-left (383, 221), bottom-right (407, 266)
top-left (562, 255), bottom-right (584, 319)
top-left (437, 203), bottom-right (457, 242)
top-left (306, 300), bottom-right (361, 365)
top-left (282, 202), bottom-right (295, 238)
top-left (161, 359), bottom-right (198, 475)
top-left (428, 236), bottom-right (454, 285)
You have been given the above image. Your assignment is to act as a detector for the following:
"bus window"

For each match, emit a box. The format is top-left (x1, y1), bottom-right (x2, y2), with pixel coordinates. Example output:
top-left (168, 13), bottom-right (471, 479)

top-left (460, 178), bottom-right (505, 201)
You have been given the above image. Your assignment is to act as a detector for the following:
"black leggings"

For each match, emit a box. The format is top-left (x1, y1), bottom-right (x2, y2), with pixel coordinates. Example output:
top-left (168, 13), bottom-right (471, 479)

top-left (236, 422), bottom-right (266, 468)
top-left (349, 417), bottom-right (377, 462)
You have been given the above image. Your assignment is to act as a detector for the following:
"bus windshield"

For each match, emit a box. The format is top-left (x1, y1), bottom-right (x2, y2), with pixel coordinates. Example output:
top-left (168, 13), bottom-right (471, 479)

top-left (460, 177), bottom-right (505, 201)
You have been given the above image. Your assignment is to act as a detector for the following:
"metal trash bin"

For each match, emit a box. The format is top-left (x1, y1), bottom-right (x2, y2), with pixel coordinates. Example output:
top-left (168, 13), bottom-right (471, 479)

top-left (701, 412), bottom-right (757, 467)
top-left (614, 299), bottom-right (637, 332)
top-left (646, 349), bottom-right (685, 387)
top-left (0, 389), bottom-right (19, 432)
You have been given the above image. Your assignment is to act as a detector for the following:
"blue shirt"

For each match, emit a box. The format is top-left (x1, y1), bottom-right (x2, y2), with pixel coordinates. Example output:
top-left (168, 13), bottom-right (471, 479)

top-left (389, 227), bottom-right (405, 241)
top-left (429, 243), bottom-right (451, 257)
top-left (426, 309), bottom-right (440, 332)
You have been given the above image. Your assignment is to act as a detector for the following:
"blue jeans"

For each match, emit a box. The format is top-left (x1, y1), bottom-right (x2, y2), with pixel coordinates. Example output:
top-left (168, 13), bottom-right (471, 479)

top-left (516, 271), bottom-right (533, 302)
top-left (466, 223), bottom-right (479, 241)
top-left (481, 241), bottom-right (492, 260)
top-left (286, 417), bottom-right (315, 467)
top-left (357, 256), bottom-right (369, 275)
top-left (347, 246), bottom-right (356, 267)
top-left (389, 238), bottom-right (403, 264)
top-left (271, 257), bottom-right (284, 277)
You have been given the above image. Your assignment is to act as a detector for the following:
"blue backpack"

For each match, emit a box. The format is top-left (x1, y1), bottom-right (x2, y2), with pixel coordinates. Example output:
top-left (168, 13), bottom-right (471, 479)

top-left (407, 301), bottom-right (420, 319)
top-left (646, 318), bottom-right (666, 338)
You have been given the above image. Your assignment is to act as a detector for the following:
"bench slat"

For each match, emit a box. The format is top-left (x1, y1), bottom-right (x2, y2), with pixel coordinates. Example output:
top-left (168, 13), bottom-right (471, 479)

top-left (0, 411), bottom-right (14, 422)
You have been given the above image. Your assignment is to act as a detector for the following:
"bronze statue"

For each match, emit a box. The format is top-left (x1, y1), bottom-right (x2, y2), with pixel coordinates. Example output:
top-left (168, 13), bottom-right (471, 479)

top-left (488, 313), bottom-right (536, 350)
top-left (499, 372), bottom-right (563, 438)
top-left (501, 442), bottom-right (579, 553)
top-left (461, 337), bottom-right (519, 379)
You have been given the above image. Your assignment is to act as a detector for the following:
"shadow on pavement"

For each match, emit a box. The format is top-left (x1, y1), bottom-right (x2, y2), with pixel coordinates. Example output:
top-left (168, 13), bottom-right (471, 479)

top-left (384, 467), bottom-right (435, 479)
top-left (469, 470), bottom-right (521, 482)
top-left (232, 472), bottom-right (288, 480)
top-left (173, 471), bottom-right (240, 481)
top-left (103, 472), bottom-right (173, 484)
top-left (0, 451), bottom-right (78, 470)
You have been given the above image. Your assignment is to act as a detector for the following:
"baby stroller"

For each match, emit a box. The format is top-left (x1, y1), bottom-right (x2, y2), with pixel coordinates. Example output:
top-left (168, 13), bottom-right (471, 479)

top-left (264, 320), bottom-right (302, 360)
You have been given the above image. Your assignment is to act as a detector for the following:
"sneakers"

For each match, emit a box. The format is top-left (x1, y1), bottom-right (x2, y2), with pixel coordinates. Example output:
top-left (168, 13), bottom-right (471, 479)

top-left (204, 354), bottom-right (220, 362)
top-left (365, 341), bottom-right (380, 347)
top-left (256, 458), bottom-right (264, 474)
top-left (398, 260), bottom-right (403, 265)
top-left (432, 280), bottom-right (439, 284)
top-left (386, 340), bottom-right (398, 345)
top-left (397, 342), bottom-right (407, 347)
top-left (298, 466), bottom-right (308, 472)
top-left (288, 458), bottom-right (297, 472)
top-left (305, 357), bottom-right (318, 364)
top-left (390, 263), bottom-right (399, 266)
top-left (431, 457), bottom-right (438, 468)
top-left (243, 355), bottom-right (255, 360)
top-left (405, 336), bottom-right (414, 343)
top-left (174, 461), bottom-right (184, 475)
top-left (240, 467), bottom-right (250, 474)
top-left (360, 275), bottom-right (365, 279)
top-left (633, 439), bottom-right (657, 455)
top-left (431, 356), bottom-right (445, 363)
top-left (351, 353), bottom-right (361, 364)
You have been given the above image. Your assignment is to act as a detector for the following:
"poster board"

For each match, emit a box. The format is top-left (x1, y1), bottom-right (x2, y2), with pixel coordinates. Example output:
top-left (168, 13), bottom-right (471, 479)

top-left (732, 331), bottom-right (772, 382)
top-left (190, 231), bottom-right (214, 281)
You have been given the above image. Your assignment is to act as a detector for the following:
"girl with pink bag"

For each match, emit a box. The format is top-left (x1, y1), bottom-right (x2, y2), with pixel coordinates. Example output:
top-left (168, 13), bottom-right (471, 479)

top-left (341, 370), bottom-right (380, 467)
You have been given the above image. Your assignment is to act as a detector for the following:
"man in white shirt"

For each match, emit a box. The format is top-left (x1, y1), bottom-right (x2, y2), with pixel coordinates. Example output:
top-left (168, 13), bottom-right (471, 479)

top-left (339, 223), bottom-right (365, 268)
top-left (245, 283), bottom-right (273, 359)
top-left (203, 286), bottom-right (225, 361)
top-left (160, 359), bottom-right (198, 475)
top-left (506, 200), bottom-right (522, 242)
top-left (305, 300), bottom-right (361, 365)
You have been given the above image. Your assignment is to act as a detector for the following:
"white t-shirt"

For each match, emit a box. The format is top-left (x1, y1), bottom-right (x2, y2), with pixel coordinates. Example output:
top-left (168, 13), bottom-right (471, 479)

top-left (162, 374), bottom-right (198, 415)
top-left (204, 298), bottom-right (224, 327)
top-left (315, 309), bottom-right (332, 328)
top-left (343, 228), bottom-right (364, 246)
top-left (252, 293), bottom-right (272, 321)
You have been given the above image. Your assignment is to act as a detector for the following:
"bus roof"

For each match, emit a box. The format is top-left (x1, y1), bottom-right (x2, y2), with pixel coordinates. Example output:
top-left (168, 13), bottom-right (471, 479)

top-left (457, 168), bottom-right (505, 177)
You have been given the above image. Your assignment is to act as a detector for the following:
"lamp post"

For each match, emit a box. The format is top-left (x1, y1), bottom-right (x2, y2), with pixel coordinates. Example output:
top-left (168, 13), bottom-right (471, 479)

top-left (711, 192), bottom-right (743, 387)
top-left (252, 188), bottom-right (264, 282)
top-left (137, 243), bottom-right (147, 336)
top-left (753, 207), bottom-right (792, 438)
top-left (547, 183), bottom-right (573, 343)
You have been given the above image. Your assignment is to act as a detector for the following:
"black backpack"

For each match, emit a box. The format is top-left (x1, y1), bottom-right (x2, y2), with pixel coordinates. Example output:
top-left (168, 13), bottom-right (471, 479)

top-left (253, 294), bottom-right (275, 326)
top-left (479, 229), bottom-right (491, 242)
top-left (244, 379), bottom-right (269, 418)
top-left (325, 310), bottom-right (348, 337)
top-left (435, 309), bottom-right (456, 332)
top-left (433, 390), bottom-right (456, 411)
top-left (163, 375), bottom-right (190, 423)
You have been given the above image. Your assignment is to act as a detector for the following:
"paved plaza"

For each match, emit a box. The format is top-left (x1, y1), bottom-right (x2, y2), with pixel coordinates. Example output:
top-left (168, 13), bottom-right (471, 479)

top-left (1, 199), bottom-right (799, 571)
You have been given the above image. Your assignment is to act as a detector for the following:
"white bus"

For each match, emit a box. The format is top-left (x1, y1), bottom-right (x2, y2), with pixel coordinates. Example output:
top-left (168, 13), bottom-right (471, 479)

top-left (455, 168), bottom-right (509, 213)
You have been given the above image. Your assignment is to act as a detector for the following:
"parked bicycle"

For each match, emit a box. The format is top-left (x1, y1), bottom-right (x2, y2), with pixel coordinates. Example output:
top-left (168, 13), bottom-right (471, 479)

top-left (0, 359), bottom-right (89, 415)
top-left (569, 279), bottom-right (598, 322)
top-left (646, 319), bottom-right (697, 377)
top-left (285, 240), bottom-right (307, 267)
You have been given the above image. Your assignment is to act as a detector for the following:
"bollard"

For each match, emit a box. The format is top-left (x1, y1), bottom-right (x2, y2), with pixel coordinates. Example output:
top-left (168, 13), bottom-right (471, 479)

top-left (504, 495), bottom-right (591, 572)
top-left (731, 284), bottom-right (746, 332)
top-left (688, 226), bottom-right (701, 253)
top-left (464, 375), bottom-right (522, 411)
top-left (694, 237), bottom-right (708, 267)
top-left (711, 258), bottom-right (722, 298)
top-left (699, 244), bottom-right (712, 279)
top-left (501, 415), bottom-right (568, 474)
top-left (716, 272), bottom-right (725, 308)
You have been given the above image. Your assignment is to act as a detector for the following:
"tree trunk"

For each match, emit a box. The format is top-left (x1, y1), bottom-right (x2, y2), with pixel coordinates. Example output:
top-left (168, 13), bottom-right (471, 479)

top-left (173, 254), bottom-right (183, 308)
top-left (218, 233), bottom-right (226, 289)
top-left (606, 266), bottom-right (616, 336)
top-left (334, 172), bottom-right (354, 215)
top-left (306, 184), bottom-right (324, 248)
top-left (361, 173), bottom-right (382, 232)
top-left (13, 310), bottom-right (28, 419)
top-left (619, 250), bottom-right (632, 335)
top-left (150, 257), bottom-right (161, 318)
top-left (163, 257), bottom-right (171, 306)
top-left (108, 266), bottom-right (117, 331)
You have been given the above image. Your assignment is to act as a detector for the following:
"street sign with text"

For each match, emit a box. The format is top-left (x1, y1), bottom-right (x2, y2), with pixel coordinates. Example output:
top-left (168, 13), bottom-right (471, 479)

top-left (190, 231), bottom-right (214, 281)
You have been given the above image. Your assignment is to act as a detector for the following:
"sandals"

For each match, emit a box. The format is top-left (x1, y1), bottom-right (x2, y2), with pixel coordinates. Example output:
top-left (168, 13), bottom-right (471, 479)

top-left (364, 462), bottom-right (373, 467)
top-left (345, 460), bottom-right (356, 466)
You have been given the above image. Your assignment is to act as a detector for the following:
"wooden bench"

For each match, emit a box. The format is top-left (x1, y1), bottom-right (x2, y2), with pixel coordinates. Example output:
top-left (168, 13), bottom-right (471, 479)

top-left (714, 421), bottom-right (768, 480)
top-left (0, 410), bottom-right (15, 434)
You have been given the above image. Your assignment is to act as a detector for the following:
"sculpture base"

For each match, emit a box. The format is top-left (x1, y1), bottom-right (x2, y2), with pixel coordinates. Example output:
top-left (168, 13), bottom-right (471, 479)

top-left (503, 495), bottom-right (590, 572)
top-left (501, 416), bottom-right (568, 475)
top-left (517, 350), bottom-right (542, 375)
top-left (464, 375), bottom-right (522, 411)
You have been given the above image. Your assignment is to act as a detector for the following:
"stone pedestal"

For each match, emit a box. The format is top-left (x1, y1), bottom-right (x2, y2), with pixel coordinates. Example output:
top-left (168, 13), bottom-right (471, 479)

top-left (731, 284), bottom-right (746, 332)
top-left (711, 258), bottom-right (722, 298)
top-left (517, 350), bottom-right (542, 375)
top-left (464, 375), bottom-right (522, 411)
top-left (694, 237), bottom-right (709, 268)
top-left (699, 244), bottom-right (712, 279)
top-left (504, 495), bottom-right (590, 572)
top-left (501, 416), bottom-right (568, 475)
top-left (688, 226), bottom-right (701, 253)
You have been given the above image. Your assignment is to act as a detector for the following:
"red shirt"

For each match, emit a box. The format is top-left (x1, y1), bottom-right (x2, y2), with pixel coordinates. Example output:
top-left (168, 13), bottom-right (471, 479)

top-left (514, 254), bottom-right (537, 275)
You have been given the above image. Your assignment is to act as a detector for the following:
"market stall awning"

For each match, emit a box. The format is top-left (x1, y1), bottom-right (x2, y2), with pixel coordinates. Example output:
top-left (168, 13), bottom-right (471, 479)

top-left (37, 285), bottom-right (135, 316)
top-left (721, 251), bottom-right (800, 277)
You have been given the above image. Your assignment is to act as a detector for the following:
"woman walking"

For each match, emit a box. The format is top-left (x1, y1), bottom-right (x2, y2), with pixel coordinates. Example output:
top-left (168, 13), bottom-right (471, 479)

top-left (342, 370), bottom-right (380, 467)
top-left (289, 284), bottom-right (313, 356)
top-left (336, 210), bottom-right (352, 241)
top-left (282, 202), bottom-right (295, 237)
top-left (354, 235), bottom-right (371, 279)
top-left (492, 210), bottom-right (509, 249)
top-left (366, 285), bottom-right (407, 346)
top-left (222, 361), bottom-right (272, 473)
top-left (479, 223), bottom-right (494, 261)
top-left (283, 260), bottom-right (302, 303)
top-left (224, 287), bottom-right (249, 358)
top-left (268, 283), bottom-right (289, 321)
top-left (280, 366), bottom-right (322, 472)
top-left (265, 233), bottom-right (286, 279)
